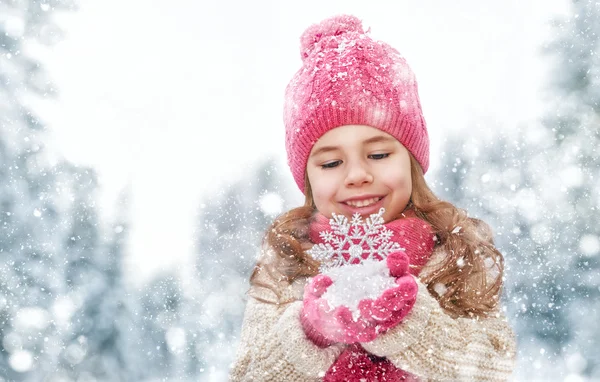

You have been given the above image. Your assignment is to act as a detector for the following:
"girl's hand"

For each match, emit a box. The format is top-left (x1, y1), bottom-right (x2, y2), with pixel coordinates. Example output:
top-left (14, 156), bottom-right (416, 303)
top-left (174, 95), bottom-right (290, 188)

top-left (358, 251), bottom-right (418, 335)
top-left (300, 274), bottom-right (377, 345)
top-left (300, 251), bottom-right (417, 345)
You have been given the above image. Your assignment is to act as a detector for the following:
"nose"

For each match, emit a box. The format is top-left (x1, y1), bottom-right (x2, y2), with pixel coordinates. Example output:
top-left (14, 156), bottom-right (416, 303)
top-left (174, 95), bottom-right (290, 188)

top-left (344, 159), bottom-right (373, 187)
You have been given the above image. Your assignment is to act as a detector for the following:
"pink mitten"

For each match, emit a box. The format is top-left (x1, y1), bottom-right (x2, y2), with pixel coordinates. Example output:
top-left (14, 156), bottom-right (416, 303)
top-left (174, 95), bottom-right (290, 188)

top-left (301, 274), bottom-right (377, 345)
top-left (358, 251), bottom-right (418, 334)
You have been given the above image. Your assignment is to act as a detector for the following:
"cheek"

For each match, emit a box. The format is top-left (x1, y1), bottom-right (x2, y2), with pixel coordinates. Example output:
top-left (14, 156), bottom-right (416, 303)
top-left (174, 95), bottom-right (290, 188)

top-left (312, 179), bottom-right (337, 201)
top-left (385, 171), bottom-right (410, 189)
top-left (398, 175), bottom-right (411, 189)
top-left (386, 157), bottom-right (412, 190)
top-left (308, 173), bottom-right (338, 205)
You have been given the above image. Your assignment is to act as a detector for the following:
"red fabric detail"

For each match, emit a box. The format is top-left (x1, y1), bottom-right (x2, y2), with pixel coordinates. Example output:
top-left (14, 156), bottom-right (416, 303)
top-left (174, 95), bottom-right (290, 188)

top-left (309, 212), bottom-right (435, 274)
top-left (324, 344), bottom-right (418, 382)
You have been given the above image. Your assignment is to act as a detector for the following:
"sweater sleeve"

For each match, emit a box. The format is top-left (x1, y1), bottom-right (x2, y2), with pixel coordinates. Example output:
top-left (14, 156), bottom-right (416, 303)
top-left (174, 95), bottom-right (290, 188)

top-left (229, 252), bottom-right (345, 382)
top-left (361, 278), bottom-right (516, 381)
top-left (230, 298), bottom-right (344, 381)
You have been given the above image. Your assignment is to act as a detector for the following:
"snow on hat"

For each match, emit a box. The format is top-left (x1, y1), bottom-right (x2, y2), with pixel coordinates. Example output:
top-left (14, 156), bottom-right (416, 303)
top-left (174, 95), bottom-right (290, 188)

top-left (284, 15), bottom-right (430, 192)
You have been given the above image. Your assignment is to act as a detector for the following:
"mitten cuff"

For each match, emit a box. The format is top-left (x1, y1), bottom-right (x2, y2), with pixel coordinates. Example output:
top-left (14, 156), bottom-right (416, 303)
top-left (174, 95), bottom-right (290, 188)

top-left (300, 309), bottom-right (336, 348)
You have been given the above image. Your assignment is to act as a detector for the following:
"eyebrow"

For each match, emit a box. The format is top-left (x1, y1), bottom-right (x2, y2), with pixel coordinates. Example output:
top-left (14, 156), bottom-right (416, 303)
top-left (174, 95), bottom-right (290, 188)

top-left (310, 135), bottom-right (396, 157)
top-left (363, 135), bottom-right (396, 145)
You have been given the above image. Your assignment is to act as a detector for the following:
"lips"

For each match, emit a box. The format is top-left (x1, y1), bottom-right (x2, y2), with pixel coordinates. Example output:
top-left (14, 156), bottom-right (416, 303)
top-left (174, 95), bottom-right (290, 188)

top-left (339, 195), bottom-right (386, 216)
top-left (344, 196), bottom-right (383, 208)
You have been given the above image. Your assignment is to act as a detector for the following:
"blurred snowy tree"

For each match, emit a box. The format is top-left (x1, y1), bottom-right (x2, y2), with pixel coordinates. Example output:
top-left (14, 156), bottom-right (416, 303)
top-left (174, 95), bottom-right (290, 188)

top-left (137, 273), bottom-right (183, 381)
top-left (0, 162), bottom-right (138, 381)
top-left (1, 1), bottom-right (138, 380)
top-left (0, 161), bottom-right (90, 380)
top-left (62, 190), bottom-right (143, 381)
top-left (539, 0), bottom-right (600, 378)
top-left (434, 1), bottom-right (600, 379)
top-left (177, 159), bottom-right (292, 380)
top-left (1, 0), bottom-right (76, 378)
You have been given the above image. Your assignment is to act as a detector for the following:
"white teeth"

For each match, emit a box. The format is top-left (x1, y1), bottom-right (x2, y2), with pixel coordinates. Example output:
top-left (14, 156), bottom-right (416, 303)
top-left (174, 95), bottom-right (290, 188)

top-left (346, 197), bottom-right (381, 208)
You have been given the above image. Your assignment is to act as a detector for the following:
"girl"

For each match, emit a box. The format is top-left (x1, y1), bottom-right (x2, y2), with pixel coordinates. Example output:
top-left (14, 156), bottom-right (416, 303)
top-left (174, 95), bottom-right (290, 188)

top-left (230, 15), bottom-right (516, 381)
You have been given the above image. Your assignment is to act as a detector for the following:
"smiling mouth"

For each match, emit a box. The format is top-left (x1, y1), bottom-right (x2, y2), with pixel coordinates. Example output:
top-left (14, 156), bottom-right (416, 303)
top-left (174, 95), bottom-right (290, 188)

top-left (344, 196), bottom-right (384, 208)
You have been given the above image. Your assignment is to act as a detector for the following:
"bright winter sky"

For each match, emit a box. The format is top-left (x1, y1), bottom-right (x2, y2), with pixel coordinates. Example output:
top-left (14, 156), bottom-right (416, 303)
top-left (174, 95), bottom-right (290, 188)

top-left (33, 0), bottom-right (568, 285)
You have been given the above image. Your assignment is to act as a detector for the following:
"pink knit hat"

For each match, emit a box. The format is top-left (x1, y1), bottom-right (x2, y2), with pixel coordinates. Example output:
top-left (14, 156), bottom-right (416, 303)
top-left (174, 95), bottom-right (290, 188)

top-left (284, 15), bottom-right (430, 192)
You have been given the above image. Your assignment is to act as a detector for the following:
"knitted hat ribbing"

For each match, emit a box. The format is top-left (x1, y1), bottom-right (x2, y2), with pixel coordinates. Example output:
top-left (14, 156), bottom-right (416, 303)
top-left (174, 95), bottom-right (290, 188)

top-left (284, 15), bottom-right (430, 192)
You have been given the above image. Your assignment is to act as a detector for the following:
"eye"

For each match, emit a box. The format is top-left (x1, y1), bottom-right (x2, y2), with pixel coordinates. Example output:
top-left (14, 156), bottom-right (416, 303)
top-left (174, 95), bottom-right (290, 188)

top-left (369, 153), bottom-right (390, 160)
top-left (321, 160), bottom-right (342, 169)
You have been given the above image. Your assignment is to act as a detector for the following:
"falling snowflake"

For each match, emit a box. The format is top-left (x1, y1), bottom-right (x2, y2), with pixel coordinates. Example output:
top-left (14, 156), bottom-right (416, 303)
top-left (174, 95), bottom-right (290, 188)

top-left (307, 208), bottom-right (403, 271)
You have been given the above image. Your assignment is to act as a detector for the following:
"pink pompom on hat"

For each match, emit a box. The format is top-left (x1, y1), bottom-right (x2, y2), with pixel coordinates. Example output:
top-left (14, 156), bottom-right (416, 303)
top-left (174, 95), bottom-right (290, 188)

top-left (284, 15), bottom-right (430, 192)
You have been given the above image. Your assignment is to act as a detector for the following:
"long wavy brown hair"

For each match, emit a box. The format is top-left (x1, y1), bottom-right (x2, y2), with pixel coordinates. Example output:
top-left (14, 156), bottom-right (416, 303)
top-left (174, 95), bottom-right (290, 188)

top-left (249, 155), bottom-right (504, 318)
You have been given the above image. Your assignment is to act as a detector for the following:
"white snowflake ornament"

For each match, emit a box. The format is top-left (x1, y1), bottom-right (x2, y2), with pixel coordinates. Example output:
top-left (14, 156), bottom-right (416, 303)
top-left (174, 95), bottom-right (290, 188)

top-left (307, 208), bottom-right (403, 271)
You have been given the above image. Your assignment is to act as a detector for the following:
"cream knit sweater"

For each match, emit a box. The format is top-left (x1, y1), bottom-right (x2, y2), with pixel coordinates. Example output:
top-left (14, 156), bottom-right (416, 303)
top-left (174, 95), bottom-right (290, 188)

top-left (230, 247), bottom-right (516, 381)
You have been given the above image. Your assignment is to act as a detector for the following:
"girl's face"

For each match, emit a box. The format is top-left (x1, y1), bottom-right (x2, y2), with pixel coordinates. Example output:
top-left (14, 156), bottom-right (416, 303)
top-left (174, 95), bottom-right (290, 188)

top-left (306, 125), bottom-right (412, 223)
